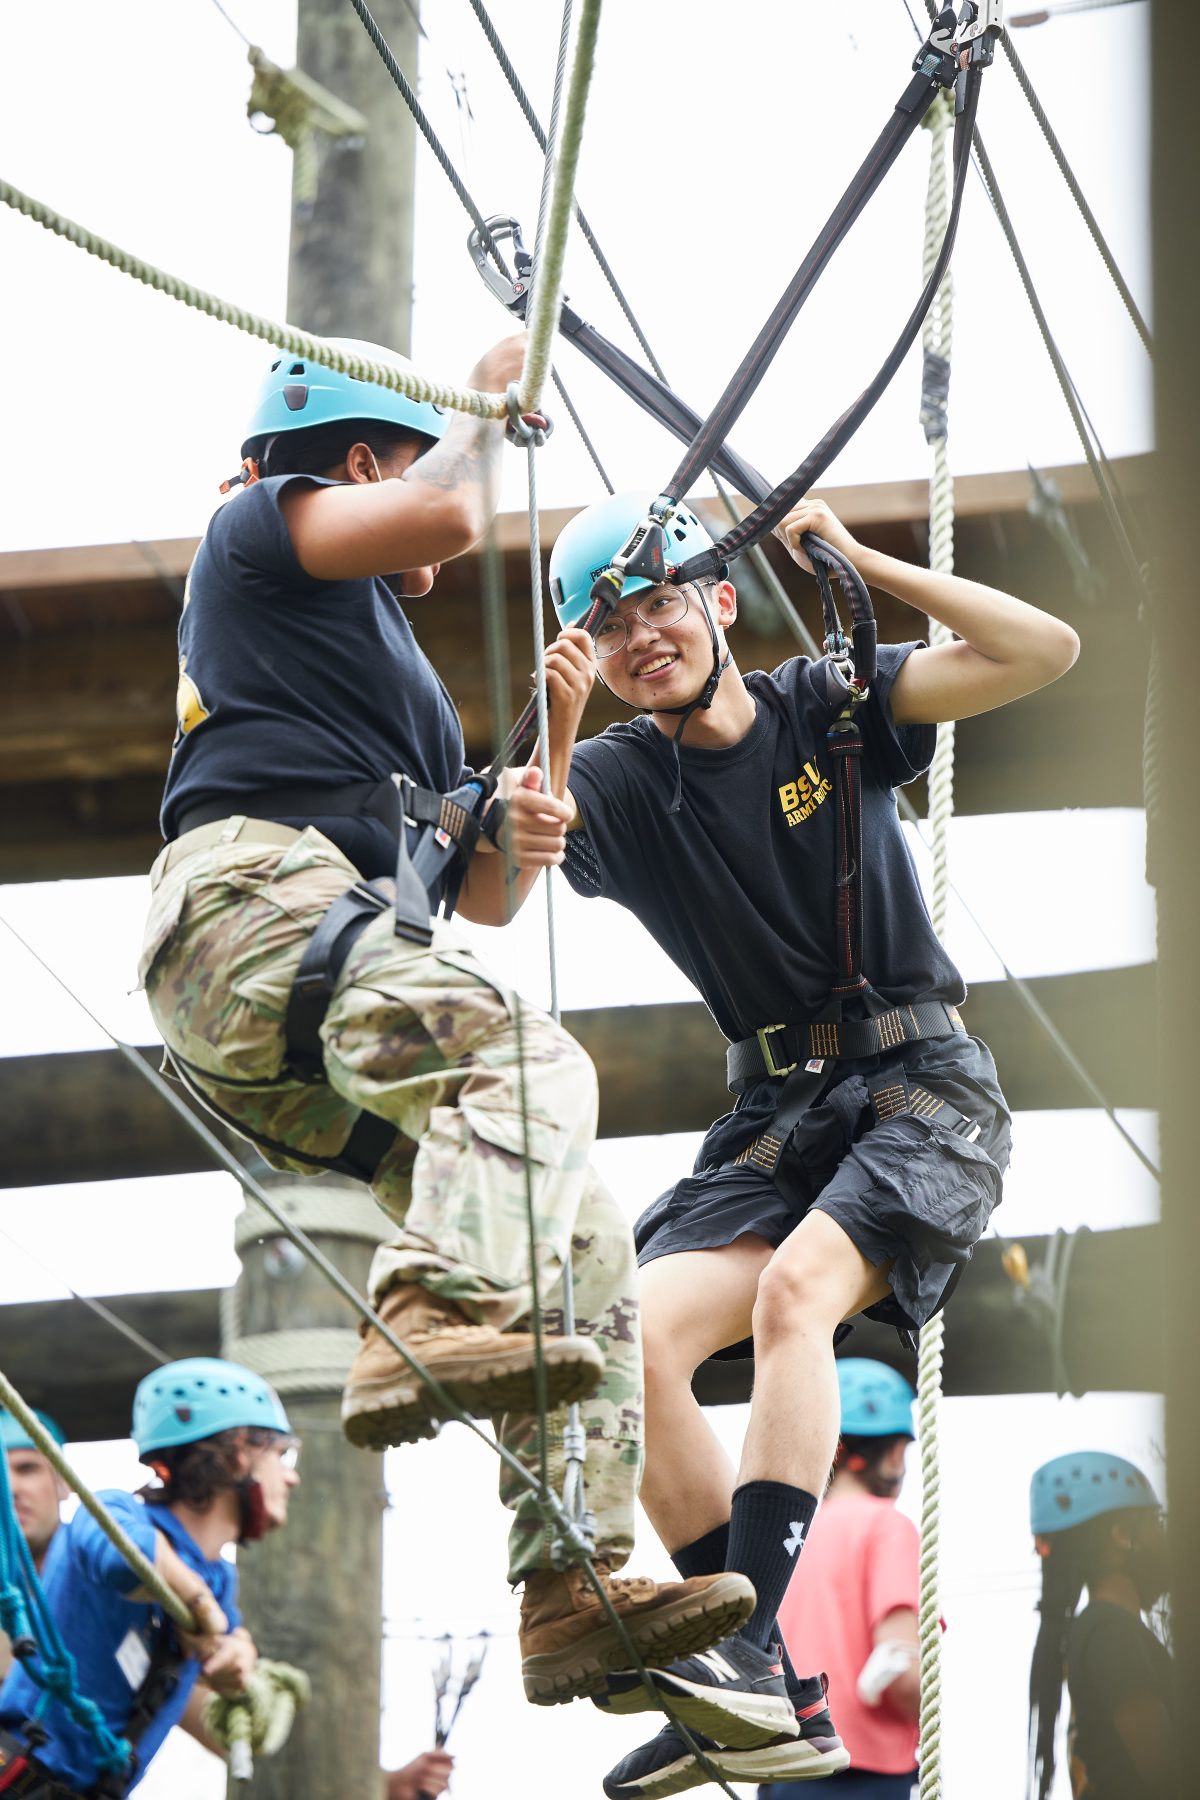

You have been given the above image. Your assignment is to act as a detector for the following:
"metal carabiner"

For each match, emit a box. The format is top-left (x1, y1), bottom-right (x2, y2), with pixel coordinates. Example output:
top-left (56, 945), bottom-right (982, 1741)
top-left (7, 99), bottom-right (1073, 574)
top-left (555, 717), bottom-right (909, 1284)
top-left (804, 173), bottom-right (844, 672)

top-left (466, 215), bottom-right (532, 317)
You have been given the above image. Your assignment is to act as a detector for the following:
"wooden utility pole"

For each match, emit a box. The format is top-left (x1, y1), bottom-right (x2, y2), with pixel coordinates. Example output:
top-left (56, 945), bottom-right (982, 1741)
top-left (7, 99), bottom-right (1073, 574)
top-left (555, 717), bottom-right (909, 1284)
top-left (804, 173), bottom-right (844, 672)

top-left (288, 0), bottom-right (420, 350)
top-left (1152, 3), bottom-right (1200, 1793)
top-left (223, 1178), bottom-right (395, 1800)
top-left (224, 13), bottom-right (421, 1795)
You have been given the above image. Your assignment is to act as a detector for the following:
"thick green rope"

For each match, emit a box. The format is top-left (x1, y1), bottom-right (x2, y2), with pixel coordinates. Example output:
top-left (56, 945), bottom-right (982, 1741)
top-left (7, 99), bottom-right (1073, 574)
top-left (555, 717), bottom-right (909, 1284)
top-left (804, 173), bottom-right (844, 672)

top-left (515, 0), bottom-right (603, 416)
top-left (0, 1369), bottom-right (196, 1633)
top-left (0, 178), bottom-right (506, 419)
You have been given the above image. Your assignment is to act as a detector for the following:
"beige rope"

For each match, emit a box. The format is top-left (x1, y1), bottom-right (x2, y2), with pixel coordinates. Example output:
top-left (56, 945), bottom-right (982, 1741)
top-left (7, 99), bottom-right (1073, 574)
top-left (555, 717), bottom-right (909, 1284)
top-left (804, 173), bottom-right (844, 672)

top-left (916, 85), bottom-right (956, 1800)
top-left (0, 177), bottom-right (507, 419)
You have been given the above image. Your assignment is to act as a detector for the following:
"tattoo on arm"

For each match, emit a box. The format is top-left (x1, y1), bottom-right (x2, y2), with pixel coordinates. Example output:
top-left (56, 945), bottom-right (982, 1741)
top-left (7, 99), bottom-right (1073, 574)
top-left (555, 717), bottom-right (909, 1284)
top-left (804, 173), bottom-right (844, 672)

top-left (407, 422), bottom-right (501, 496)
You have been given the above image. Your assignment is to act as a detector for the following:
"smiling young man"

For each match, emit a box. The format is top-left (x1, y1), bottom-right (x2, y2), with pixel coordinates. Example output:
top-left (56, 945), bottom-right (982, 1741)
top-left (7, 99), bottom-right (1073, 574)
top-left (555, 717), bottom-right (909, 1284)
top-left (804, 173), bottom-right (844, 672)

top-left (458, 486), bottom-right (1078, 1795)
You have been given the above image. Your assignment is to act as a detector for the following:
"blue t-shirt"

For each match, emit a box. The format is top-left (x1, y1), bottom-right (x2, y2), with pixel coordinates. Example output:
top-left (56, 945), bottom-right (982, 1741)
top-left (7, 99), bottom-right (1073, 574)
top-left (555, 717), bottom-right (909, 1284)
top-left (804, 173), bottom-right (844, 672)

top-left (562, 645), bottom-right (965, 1044)
top-left (0, 1494), bottom-right (240, 1792)
top-left (159, 475), bottom-right (469, 878)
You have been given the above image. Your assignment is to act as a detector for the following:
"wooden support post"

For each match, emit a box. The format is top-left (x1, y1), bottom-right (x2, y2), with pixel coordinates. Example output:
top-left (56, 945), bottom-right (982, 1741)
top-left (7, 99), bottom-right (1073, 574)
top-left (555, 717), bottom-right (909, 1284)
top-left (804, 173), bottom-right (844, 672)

top-left (1152, 2), bottom-right (1200, 1791)
top-left (288, 0), bottom-right (419, 350)
top-left (222, 1176), bottom-right (392, 1800)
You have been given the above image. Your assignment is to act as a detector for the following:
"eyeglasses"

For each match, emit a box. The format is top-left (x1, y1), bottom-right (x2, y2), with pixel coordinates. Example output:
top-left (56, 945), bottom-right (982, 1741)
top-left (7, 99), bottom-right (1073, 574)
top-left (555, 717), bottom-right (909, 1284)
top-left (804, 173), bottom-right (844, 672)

top-left (593, 588), bottom-right (691, 659)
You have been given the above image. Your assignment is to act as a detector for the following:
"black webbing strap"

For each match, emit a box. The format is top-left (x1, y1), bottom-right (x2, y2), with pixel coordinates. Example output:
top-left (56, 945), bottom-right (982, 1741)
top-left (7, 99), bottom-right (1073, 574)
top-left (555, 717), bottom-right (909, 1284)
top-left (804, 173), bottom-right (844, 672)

top-left (828, 700), bottom-right (867, 1002)
top-left (677, 59), bottom-right (982, 582)
top-left (662, 9), bottom-right (961, 510)
top-left (725, 1000), bottom-right (966, 1093)
top-left (866, 1070), bottom-right (980, 1139)
top-left (176, 773), bottom-right (490, 932)
top-left (285, 882), bottom-right (394, 1082)
top-left (167, 1046), bottom-right (400, 1185)
top-left (176, 779), bottom-right (397, 837)
top-left (730, 1061), bottom-right (978, 1183)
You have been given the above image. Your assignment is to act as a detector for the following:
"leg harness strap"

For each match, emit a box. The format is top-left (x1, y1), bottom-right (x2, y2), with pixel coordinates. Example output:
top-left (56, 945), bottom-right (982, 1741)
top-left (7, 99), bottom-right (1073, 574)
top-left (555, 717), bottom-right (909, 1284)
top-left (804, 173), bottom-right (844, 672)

top-left (167, 879), bottom-right (405, 1184)
top-left (730, 1064), bottom-right (980, 1182)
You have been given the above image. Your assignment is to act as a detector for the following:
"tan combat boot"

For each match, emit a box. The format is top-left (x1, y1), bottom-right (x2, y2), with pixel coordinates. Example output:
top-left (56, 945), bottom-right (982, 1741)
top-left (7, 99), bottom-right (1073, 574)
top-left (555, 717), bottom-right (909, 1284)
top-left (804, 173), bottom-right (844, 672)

top-left (519, 1561), bottom-right (756, 1705)
top-left (341, 1282), bottom-right (605, 1450)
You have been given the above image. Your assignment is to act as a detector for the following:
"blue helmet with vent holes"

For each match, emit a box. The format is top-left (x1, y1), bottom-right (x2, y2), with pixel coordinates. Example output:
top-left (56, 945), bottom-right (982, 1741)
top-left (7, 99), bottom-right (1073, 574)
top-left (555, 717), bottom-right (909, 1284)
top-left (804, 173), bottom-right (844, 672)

top-left (132, 1358), bottom-right (291, 1456)
top-left (837, 1359), bottom-right (916, 1439)
top-left (548, 491), bottom-right (716, 627)
top-left (240, 338), bottom-right (449, 461)
top-left (1030, 1452), bottom-right (1159, 1536)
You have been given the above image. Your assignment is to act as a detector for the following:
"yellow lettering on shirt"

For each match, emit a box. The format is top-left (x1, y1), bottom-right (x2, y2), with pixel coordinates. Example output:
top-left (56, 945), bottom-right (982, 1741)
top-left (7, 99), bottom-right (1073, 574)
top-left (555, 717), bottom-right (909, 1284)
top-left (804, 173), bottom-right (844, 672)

top-left (778, 763), bottom-right (831, 828)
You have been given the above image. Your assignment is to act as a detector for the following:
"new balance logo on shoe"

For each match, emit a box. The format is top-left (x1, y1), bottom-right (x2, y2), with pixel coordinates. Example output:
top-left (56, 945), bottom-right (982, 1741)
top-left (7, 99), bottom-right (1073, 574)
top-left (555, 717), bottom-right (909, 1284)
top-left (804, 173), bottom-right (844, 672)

top-left (783, 1520), bottom-right (808, 1556)
top-left (692, 1648), bottom-right (742, 1686)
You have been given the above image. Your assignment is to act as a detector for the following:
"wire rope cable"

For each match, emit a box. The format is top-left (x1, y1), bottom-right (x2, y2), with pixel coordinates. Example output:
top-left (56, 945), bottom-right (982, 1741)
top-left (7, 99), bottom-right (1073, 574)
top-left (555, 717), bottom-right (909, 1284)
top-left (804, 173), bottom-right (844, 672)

top-left (0, 1221), bottom-right (170, 1367)
top-left (513, 0), bottom-right (602, 416)
top-left (997, 30), bottom-right (1151, 351)
top-left (902, 1), bottom-right (1149, 601)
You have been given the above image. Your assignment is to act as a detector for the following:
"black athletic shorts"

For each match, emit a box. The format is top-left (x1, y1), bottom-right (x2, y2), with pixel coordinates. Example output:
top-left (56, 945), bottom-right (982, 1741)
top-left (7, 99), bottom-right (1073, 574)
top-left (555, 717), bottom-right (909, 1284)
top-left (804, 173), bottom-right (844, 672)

top-left (634, 1033), bottom-right (1010, 1339)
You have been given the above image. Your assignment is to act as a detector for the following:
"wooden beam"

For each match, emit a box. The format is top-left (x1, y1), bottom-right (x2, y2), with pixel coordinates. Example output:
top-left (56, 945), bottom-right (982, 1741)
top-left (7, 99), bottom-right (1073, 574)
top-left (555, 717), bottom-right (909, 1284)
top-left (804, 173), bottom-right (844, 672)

top-left (0, 1219), bottom-right (1162, 1443)
top-left (0, 964), bottom-right (1153, 1191)
top-left (0, 456), bottom-right (1151, 598)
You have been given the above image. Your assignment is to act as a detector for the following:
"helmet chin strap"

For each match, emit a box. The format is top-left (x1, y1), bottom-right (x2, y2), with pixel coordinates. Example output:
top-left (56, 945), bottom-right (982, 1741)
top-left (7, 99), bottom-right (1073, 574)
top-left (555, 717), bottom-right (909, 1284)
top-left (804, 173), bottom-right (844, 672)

top-left (648, 589), bottom-right (731, 815)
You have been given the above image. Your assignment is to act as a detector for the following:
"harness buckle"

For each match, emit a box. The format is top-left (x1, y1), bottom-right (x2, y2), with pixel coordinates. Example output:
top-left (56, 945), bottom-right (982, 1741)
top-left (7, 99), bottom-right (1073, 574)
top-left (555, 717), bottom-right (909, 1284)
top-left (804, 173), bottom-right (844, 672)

top-left (956, 0), bottom-right (1004, 66)
top-left (757, 1023), bottom-right (798, 1080)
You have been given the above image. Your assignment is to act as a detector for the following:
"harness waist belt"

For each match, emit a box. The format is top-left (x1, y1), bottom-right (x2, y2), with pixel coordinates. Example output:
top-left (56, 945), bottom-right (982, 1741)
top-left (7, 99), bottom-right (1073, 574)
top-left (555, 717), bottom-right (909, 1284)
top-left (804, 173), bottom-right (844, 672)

top-left (726, 1000), bottom-right (966, 1092)
top-left (151, 818), bottom-right (303, 888)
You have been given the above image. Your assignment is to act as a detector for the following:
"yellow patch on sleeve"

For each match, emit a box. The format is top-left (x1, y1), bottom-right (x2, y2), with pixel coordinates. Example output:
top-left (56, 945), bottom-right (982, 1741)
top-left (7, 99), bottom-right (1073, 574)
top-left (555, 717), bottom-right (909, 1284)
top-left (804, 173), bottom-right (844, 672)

top-left (176, 656), bottom-right (210, 735)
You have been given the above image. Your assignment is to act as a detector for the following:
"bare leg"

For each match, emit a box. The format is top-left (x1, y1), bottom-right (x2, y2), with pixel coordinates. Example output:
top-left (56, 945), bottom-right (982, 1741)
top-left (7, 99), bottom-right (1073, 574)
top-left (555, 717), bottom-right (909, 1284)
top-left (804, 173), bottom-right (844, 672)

top-left (638, 1236), bottom-right (774, 1552)
top-left (740, 1209), bottom-right (892, 1495)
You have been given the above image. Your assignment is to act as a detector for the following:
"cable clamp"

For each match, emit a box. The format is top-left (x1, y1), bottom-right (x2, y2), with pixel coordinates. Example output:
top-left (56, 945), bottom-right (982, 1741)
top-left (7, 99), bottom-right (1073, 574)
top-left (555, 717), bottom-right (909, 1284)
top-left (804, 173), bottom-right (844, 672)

top-left (505, 382), bottom-right (553, 447)
top-left (956, 0), bottom-right (1004, 64)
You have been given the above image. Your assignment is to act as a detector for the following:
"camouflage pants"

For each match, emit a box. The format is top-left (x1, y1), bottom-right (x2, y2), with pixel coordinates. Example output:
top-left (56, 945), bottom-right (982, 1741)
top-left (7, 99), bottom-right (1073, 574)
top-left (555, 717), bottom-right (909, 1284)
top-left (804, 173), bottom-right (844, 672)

top-left (140, 825), bottom-right (642, 1577)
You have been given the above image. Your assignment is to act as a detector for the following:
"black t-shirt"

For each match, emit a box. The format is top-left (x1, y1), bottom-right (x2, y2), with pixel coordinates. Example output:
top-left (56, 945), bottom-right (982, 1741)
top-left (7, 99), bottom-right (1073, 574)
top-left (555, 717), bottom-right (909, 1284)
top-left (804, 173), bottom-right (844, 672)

top-left (159, 475), bottom-right (468, 877)
top-left (562, 646), bottom-right (964, 1043)
top-left (1066, 1601), bottom-right (1174, 1800)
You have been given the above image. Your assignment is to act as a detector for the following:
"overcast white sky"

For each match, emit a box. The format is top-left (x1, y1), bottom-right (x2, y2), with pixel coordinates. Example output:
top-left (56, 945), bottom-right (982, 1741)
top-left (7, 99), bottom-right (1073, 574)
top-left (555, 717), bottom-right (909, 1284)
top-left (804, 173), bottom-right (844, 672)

top-left (0, 1), bottom-right (1157, 1796)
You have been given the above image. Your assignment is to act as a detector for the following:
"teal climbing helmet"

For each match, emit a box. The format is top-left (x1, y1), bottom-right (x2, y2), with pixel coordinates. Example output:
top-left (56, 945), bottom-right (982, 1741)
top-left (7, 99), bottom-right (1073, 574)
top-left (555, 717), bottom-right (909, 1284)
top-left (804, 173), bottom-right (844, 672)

top-left (1030, 1451), bottom-right (1160, 1537)
top-left (837, 1359), bottom-right (916, 1440)
top-left (240, 338), bottom-right (449, 461)
top-left (133, 1358), bottom-right (291, 1456)
top-left (548, 490), bottom-right (716, 627)
top-left (0, 1407), bottom-right (66, 1454)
